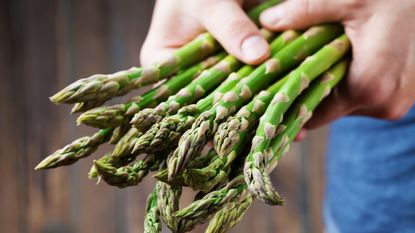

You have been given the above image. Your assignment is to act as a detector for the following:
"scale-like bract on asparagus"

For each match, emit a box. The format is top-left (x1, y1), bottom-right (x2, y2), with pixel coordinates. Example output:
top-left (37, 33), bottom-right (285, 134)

top-left (108, 124), bottom-right (131, 144)
top-left (245, 54), bottom-right (350, 205)
top-left (93, 153), bottom-right (163, 188)
top-left (205, 193), bottom-right (253, 233)
top-left (174, 176), bottom-right (247, 223)
top-left (155, 182), bottom-right (201, 233)
top-left (50, 33), bottom-right (221, 104)
top-left (154, 147), bottom-right (217, 187)
top-left (77, 53), bottom-right (226, 128)
top-left (167, 24), bottom-right (343, 179)
top-left (35, 128), bottom-right (113, 170)
top-left (144, 188), bottom-right (162, 233)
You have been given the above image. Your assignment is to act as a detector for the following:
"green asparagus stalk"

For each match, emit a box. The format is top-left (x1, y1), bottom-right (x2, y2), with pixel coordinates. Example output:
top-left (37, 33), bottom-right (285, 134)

top-left (174, 175), bottom-right (246, 222)
top-left (71, 100), bottom-right (107, 113)
top-left (154, 146), bottom-right (217, 186)
top-left (167, 25), bottom-right (343, 179)
top-left (77, 53), bottom-right (226, 128)
top-left (144, 188), bottom-right (162, 233)
top-left (248, 0), bottom-right (281, 25)
top-left (205, 193), bottom-right (253, 233)
top-left (87, 127), bottom-right (144, 180)
top-left (111, 127), bottom-right (141, 157)
top-left (35, 128), bottom-right (113, 170)
top-left (245, 58), bottom-right (349, 205)
top-left (93, 153), bottom-right (164, 188)
top-left (50, 33), bottom-right (221, 105)
top-left (156, 182), bottom-right (184, 232)
top-left (108, 124), bottom-right (130, 144)
top-left (88, 153), bottom-right (136, 179)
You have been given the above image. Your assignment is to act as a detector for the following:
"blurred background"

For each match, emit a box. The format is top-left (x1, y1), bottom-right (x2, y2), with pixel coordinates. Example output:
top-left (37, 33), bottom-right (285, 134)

top-left (0, 0), bottom-right (329, 232)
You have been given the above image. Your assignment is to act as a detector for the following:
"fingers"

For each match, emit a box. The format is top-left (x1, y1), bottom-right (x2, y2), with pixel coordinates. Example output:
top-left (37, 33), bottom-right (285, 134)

top-left (140, 0), bottom-right (204, 66)
top-left (260, 0), bottom-right (352, 30)
top-left (199, 0), bottom-right (270, 65)
top-left (294, 129), bottom-right (307, 142)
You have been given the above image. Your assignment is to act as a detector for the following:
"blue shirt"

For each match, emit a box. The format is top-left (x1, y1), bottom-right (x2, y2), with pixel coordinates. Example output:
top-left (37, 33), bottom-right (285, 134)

top-left (325, 105), bottom-right (415, 233)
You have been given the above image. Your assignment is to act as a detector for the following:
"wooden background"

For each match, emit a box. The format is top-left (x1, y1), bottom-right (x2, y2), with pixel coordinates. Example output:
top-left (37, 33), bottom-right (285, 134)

top-left (0, 0), bottom-right (329, 232)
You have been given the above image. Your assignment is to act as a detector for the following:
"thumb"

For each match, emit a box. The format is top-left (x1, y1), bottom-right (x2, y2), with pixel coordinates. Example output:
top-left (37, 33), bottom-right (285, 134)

top-left (260, 0), bottom-right (349, 30)
top-left (199, 1), bottom-right (270, 65)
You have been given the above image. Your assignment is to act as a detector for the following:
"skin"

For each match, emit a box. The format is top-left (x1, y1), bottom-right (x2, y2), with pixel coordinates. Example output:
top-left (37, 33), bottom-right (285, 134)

top-left (141, 0), bottom-right (415, 134)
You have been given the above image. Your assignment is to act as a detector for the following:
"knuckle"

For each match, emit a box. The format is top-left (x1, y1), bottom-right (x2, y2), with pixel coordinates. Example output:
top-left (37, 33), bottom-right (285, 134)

top-left (382, 105), bottom-right (408, 120)
top-left (343, 0), bottom-right (367, 11)
top-left (221, 15), bottom-right (251, 37)
top-left (354, 86), bottom-right (385, 106)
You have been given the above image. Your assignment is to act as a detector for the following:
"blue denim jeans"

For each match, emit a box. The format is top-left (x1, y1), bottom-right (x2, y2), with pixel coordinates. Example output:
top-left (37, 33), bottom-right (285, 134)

top-left (325, 105), bottom-right (415, 233)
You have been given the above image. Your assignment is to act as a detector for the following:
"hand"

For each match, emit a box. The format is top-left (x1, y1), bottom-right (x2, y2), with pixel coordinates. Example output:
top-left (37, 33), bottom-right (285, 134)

top-left (260, 0), bottom-right (415, 130)
top-left (140, 0), bottom-right (270, 66)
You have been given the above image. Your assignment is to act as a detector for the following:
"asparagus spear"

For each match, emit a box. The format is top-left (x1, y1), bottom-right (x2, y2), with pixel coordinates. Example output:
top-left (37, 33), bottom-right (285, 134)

top-left (154, 146), bottom-right (217, 186)
top-left (77, 53), bottom-right (226, 128)
top-left (144, 188), bottom-right (162, 233)
top-left (50, 33), bottom-right (221, 105)
top-left (245, 58), bottom-right (349, 205)
top-left (88, 123), bottom-right (153, 181)
top-left (205, 193), bottom-right (253, 233)
top-left (167, 25), bottom-right (343, 179)
top-left (130, 29), bottom-right (275, 133)
top-left (174, 176), bottom-right (247, 222)
top-left (71, 100), bottom-right (107, 113)
top-left (108, 124), bottom-right (130, 144)
top-left (35, 128), bottom-right (113, 170)
top-left (93, 153), bottom-right (164, 188)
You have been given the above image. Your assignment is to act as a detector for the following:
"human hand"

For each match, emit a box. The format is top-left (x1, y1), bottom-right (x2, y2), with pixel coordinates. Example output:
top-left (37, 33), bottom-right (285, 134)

top-left (140, 0), bottom-right (270, 66)
top-left (260, 0), bottom-right (415, 130)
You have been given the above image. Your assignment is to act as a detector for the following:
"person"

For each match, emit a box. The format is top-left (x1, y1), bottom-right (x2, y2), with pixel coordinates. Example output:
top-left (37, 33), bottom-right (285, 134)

top-left (141, 0), bottom-right (415, 232)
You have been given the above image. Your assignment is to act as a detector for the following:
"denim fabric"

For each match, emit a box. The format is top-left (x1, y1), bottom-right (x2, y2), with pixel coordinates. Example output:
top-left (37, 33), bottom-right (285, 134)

top-left (325, 105), bottom-right (415, 233)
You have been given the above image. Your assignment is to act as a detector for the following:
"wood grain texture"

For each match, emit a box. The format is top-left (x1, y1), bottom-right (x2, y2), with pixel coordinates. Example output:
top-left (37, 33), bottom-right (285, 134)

top-left (0, 0), bottom-right (327, 232)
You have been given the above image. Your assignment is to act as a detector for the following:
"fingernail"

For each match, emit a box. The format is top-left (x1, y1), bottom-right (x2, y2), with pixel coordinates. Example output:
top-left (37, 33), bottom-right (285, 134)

top-left (241, 35), bottom-right (269, 62)
top-left (261, 8), bottom-right (283, 26)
